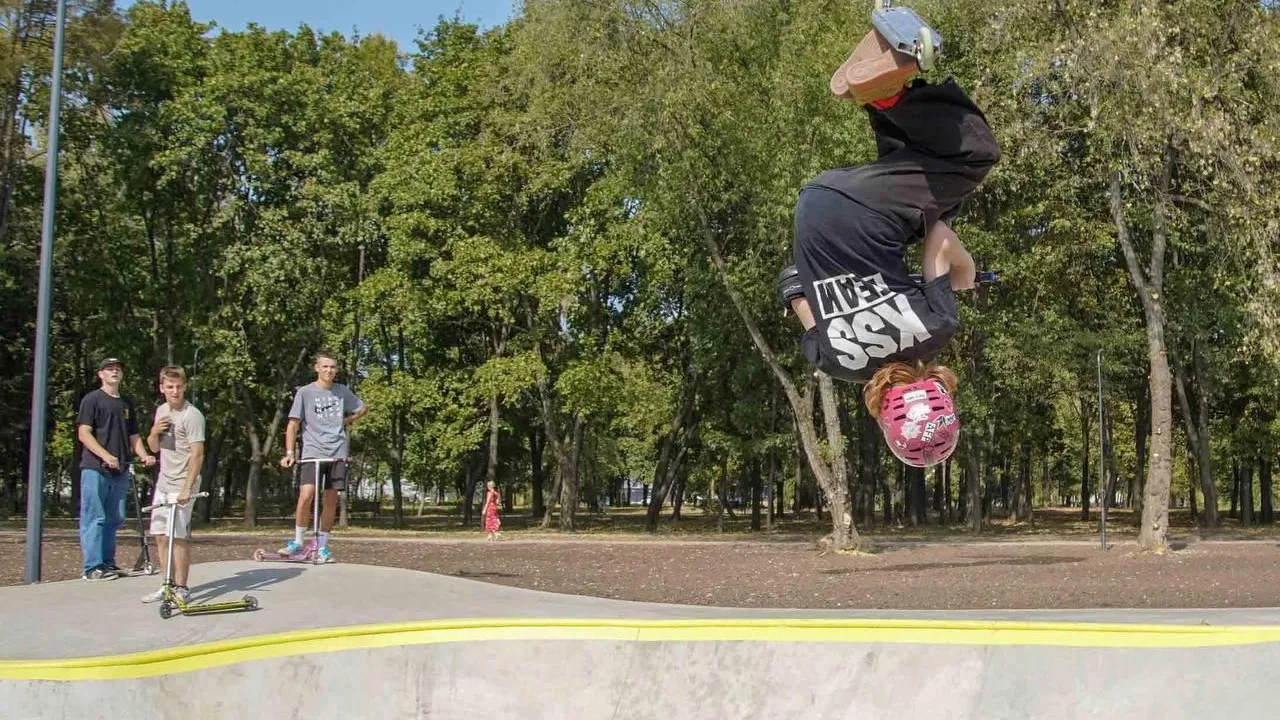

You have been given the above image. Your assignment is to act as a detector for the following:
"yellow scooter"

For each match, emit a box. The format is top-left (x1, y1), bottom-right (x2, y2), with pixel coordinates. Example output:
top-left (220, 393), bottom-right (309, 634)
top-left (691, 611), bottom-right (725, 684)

top-left (143, 492), bottom-right (259, 619)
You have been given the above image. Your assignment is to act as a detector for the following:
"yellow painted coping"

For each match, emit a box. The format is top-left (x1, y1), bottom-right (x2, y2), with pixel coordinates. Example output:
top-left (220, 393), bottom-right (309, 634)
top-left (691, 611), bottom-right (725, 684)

top-left (3, 617), bottom-right (1280, 682)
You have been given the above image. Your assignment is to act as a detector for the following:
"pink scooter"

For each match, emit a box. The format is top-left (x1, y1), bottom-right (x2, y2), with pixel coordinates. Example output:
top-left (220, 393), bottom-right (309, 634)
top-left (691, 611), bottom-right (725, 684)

top-left (251, 457), bottom-right (340, 565)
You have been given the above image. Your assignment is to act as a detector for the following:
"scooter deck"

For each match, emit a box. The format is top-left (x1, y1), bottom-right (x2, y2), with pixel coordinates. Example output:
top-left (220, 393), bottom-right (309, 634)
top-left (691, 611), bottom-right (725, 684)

top-left (160, 591), bottom-right (258, 618)
top-left (871, 6), bottom-right (942, 63)
top-left (253, 547), bottom-right (318, 563)
top-left (146, 491), bottom-right (258, 619)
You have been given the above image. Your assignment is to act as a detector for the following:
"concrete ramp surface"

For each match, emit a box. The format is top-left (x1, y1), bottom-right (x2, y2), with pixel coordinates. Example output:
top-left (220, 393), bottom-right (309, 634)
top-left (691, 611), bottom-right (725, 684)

top-left (2, 562), bottom-right (1279, 719)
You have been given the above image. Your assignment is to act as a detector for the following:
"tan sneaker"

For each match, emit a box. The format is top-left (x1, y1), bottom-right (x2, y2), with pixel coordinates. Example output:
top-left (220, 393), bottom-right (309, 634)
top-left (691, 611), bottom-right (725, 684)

top-left (830, 29), bottom-right (920, 104)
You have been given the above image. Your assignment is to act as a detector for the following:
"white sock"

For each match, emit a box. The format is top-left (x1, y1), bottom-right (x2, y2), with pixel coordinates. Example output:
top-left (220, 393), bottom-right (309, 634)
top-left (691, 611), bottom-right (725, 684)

top-left (319, 532), bottom-right (330, 548)
top-left (294, 526), bottom-right (306, 544)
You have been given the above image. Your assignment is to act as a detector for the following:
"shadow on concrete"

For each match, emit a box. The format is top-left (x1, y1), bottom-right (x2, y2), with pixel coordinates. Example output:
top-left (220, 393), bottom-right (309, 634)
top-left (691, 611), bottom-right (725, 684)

top-left (188, 567), bottom-right (304, 601)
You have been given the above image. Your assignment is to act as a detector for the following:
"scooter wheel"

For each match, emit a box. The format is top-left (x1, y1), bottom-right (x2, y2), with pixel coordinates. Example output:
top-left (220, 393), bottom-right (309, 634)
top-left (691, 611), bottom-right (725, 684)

top-left (252, 549), bottom-right (266, 561)
top-left (244, 595), bottom-right (258, 610)
top-left (916, 26), bottom-right (936, 71)
top-left (159, 601), bottom-right (174, 620)
top-left (145, 563), bottom-right (157, 576)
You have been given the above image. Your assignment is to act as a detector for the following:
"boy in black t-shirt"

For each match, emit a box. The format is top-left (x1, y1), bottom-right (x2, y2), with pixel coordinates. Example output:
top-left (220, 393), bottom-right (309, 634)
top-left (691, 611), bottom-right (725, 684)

top-left (777, 19), bottom-right (1000, 468)
top-left (76, 358), bottom-right (156, 580)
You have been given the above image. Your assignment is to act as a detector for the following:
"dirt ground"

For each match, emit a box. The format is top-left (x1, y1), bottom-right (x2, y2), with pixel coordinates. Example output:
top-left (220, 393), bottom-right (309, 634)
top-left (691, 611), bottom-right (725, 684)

top-left (5, 530), bottom-right (1280, 609)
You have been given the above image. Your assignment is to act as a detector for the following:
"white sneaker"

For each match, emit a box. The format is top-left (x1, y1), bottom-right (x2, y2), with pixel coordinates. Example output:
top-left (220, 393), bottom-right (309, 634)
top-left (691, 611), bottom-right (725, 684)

top-left (175, 586), bottom-right (191, 603)
top-left (141, 587), bottom-right (166, 604)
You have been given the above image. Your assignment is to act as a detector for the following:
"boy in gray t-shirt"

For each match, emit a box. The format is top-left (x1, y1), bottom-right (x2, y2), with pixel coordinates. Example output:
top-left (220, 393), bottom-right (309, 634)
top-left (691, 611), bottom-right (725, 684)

top-left (279, 352), bottom-right (367, 562)
top-left (142, 366), bottom-right (204, 604)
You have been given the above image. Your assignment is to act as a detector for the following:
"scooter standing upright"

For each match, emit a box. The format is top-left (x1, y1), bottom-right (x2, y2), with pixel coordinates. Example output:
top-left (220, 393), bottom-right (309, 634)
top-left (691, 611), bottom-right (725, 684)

top-left (251, 457), bottom-right (341, 565)
top-left (125, 465), bottom-right (158, 577)
top-left (143, 491), bottom-right (259, 619)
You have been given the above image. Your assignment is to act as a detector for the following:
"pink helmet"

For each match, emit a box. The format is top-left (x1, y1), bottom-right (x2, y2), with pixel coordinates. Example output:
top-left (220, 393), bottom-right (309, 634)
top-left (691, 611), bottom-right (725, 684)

top-left (878, 379), bottom-right (960, 468)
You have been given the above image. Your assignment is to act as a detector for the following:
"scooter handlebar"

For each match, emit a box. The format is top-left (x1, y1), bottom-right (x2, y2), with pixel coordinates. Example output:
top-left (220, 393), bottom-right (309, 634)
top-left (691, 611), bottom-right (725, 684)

top-left (143, 491), bottom-right (209, 513)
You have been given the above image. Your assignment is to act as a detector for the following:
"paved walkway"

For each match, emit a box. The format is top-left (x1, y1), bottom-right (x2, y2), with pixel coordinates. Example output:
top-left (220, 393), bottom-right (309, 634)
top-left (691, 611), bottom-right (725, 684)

top-left (3, 562), bottom-right (1279, 719)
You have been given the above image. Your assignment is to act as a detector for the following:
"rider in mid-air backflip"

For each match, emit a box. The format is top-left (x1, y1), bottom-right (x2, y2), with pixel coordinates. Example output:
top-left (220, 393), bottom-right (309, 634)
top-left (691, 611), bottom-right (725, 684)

top-left (778, 6), bottom-right (1001, 468)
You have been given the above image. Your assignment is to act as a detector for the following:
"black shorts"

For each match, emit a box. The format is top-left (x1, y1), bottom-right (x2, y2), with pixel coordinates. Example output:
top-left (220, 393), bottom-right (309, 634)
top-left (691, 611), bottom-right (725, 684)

top-left (299, 459), bottom-right (348, 491)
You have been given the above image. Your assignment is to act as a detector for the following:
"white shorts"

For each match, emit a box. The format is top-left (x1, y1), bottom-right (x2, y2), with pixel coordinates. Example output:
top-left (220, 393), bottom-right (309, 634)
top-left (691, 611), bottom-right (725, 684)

top-left (149, 487), bottom-right (200, 540)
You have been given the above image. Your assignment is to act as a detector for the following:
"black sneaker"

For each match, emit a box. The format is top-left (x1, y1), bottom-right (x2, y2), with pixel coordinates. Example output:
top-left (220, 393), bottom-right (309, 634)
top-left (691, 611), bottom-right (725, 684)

top-left (106, 564), bottom-right (124, 575)
top-left (82, 567), bottom-right (120, 581)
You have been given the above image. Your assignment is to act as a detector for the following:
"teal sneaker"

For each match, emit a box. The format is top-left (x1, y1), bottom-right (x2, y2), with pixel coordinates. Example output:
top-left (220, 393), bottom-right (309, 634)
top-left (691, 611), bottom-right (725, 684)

top-left (318, 547), bottom-right (335, 564)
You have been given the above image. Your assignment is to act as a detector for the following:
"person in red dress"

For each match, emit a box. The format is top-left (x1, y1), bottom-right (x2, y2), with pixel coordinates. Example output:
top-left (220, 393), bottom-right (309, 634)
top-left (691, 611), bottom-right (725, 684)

top-left (481, 481), bottom-right (502, 541)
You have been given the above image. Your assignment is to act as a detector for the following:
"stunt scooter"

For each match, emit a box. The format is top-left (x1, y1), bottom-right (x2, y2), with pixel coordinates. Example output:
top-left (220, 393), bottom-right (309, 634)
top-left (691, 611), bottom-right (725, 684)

top-left (872, 0), bottom-right (943, 71)
top-left (251, 457), bottom-right (341, 565)
top-left (124, 465), bottom-right (158, 577)
top-left (143, 491), bottom-right (259, 619)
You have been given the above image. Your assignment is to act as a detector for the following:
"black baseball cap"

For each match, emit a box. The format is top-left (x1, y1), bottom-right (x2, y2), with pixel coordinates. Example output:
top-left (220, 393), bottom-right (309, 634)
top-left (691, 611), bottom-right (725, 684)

top-left (97, 357), bottom-right (124, 371)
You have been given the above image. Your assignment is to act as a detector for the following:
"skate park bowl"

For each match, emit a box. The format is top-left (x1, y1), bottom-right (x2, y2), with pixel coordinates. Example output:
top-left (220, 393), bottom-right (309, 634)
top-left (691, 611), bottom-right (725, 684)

top-left (4, 562), bottom-right (1280, 719)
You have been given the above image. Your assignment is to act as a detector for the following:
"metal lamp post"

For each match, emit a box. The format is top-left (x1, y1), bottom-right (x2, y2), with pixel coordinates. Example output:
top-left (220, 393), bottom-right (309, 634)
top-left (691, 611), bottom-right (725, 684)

top-left (24, 0), bottom-right (69, 584)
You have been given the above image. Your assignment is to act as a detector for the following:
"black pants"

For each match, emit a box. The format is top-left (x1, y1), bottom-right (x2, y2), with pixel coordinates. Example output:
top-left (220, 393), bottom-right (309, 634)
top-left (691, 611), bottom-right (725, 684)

top-left (802, 78), bottom-right (1001, 243)
top-left (791, 79), bottom-right (1000, 383)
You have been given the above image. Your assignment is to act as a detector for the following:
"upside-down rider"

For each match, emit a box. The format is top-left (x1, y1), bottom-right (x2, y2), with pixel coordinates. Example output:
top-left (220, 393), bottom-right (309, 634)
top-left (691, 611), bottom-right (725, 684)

top-left (778, 10), bottom-right (1001, 468)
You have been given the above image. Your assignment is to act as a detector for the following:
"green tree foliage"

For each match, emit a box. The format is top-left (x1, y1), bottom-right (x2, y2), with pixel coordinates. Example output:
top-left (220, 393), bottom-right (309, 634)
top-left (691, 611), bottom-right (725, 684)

top-left (6, 0), bottom-right (1279, 547)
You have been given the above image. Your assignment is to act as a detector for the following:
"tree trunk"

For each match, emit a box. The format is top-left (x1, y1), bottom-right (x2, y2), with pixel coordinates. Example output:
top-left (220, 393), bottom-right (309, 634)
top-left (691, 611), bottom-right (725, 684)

top-left (390, 413), bottom-right (405, 528)
top-left (966, 430), bottom-right (982, 532)
top-left (999, 454), bottom-right (1009, 516)
top-left (882, 463), bottom-right (893, 526)
top-left (644, 376), bottom-right (695, 532)
top-left (1016, 443), bottom-right (1032, 522)
top-left (1192, 340), bottom-right (1217, 526)
top-left (460, 454), bottom-right (481, 526)
top-left (713, 459), bottom-right (727, 532)
top-left (340, 465), bottom-right (352, 528)
top-left (244, 449), bottom-right (262, 529)
top-left (1080, 396), bottom-right (1092, 520)
top-left (933, 465), bottom-right (943, 515)
top-left (1261, 459), bottom-right (1273, 524)
top-left (236, 350), bottom-right (305, 528)
top-left (860, 403), bottom-right (879, 528)
top-left (671, 469), bottom-right (686, 520)
top-left (942, 459), bottom-right (952, 524)
top-left (696, 211), bottom-right (857, 550)
top-left (750, 458), bottom-right (762, 531)
top-left (529, 424), bottom-right (546, 519)
top-left (1133, 383), bottom-right (1149, 516)
top-left (1041, 455), bottom-right (1051, 509)
top-left (814, 372), bottom-right (855, 546)
top-left (1230, 459), bottom-right (1240, 519)
top-left (541, 463), bottom-right (561, 529)
top-left (765, 448), bottom-right (776, 529)
top-left (908, 466), bottom-right (925, 526)
top-left (199, 431), bottom-right (223, 524)
top-left (1188, 450), bottom-right (1198, 522)
top-left (1172, 346), bottom-right (1216, 528)
top-left (557, 418), bottom-right (585, 531)
top-left (1111, 165), bottom-right (1175, 552)
top-left (222, 457), bottom-right (240, 519)
top-left (1102, 402), bottom-right (1119, 517)
top-left (895, 462), bottom-right (906, 525)
top-left (1241, 460), bottom-right (1254, 526)
top-left (485, 390), bottom-right (501, 496)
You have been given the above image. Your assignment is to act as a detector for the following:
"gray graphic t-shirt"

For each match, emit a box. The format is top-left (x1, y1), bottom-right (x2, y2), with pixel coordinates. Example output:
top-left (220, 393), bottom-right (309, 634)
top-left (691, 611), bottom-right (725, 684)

top-left (154, 401), bottom-right (206, 493)
top-left (289, 382), bottom-right (363, 460)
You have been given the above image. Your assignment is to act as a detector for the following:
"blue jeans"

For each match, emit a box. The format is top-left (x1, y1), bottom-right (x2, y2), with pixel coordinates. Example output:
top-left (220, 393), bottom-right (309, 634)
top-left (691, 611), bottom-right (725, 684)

top-left (79, 468), bottom-right (129, 573)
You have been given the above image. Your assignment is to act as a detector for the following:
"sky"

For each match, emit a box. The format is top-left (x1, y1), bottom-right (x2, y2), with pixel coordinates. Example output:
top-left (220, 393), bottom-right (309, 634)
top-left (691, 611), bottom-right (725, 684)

top-left (122, 0), bottom-right (518, 51)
